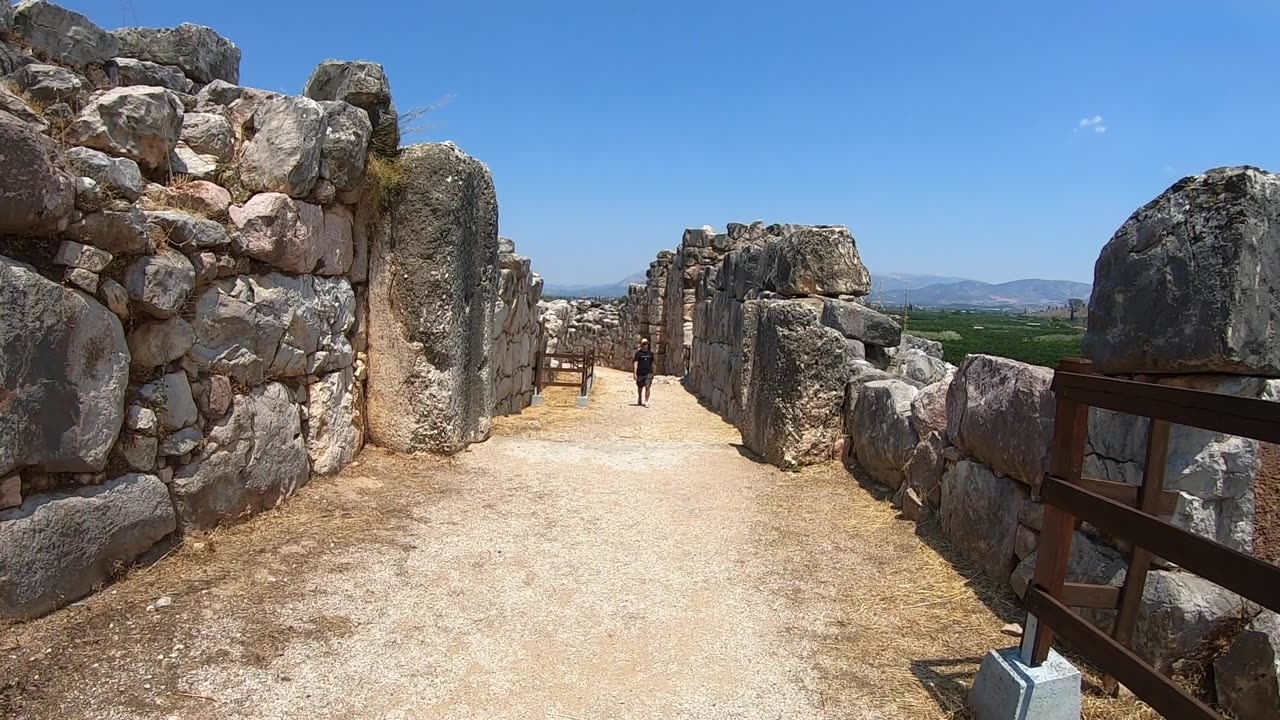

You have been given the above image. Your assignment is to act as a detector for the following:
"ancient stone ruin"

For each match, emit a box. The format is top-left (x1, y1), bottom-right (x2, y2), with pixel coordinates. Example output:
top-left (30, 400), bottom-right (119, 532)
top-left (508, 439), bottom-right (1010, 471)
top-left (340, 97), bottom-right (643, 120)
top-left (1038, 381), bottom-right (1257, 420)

top-left (1, 2), bottom-right (1277, 717)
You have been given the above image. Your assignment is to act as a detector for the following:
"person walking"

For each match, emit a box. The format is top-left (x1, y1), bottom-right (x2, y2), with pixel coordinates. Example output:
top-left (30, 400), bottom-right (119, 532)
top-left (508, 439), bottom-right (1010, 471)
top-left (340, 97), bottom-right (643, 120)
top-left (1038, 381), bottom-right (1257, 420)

top-left (633, 338), bottom-right (655, 407)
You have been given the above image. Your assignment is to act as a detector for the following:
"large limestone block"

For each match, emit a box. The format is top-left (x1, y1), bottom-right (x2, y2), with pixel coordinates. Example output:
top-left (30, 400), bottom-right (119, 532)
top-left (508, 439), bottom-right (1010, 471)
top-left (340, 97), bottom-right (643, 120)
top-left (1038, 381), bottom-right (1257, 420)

top-left (65, 146), bottom-right (145, 202)
top-left (1084, 374), bottom-right (1279, 552)
top-left (896, 348), bottom-right (955, 385)
top-left (127, 316), bottom-right (194, 369)
top-left (180, 112), bottom-right (234, 162)
top-left (67, 86), bottom-right (184, 173)
top-left (1215, 611), bottom-right (1280, 720)
top-left (946, 354), bottom-right (1055, 486)
top-left (113, 23), bottom-right (241, 84)
top-left (171, 383), bottom-right (308, 532)
top-left (760, 225), bottom-right (872, 297)
top-left (851, 379), bottom-right (919, 489)
top-left (0, 473), bottom-right (175, 619)
top-left (304, 60), bottom-right (392, 109)
top-left (319, 204), bottom-right (354, 276)
top-left (238, 95), bottom-right (324, 197)
top-left (820, 298), bottom-right (902, 346)
top-left (739, 301), bottom-right (849, 468)
top-left (367, 143), bottom-right (498, 454)
top-left (11, 0), bottom-right (117, 68)
top-left (0, 257), bottom-right (129, 476)
top-left (307, 367), bottom-right (361, 475)
top-left (106, 57), bottom-right (193, 93)
top-left (124, 249), bottom-right (195, 319)
top-left (910, 378), bottom-right (950, 440)
top-left (229, 193), bottom-right (327, 273)
top-left (941, 459), bottom-right (1026, 580)
top-left (190, 273), bottom-right (354, 385)
top-left (1085, 167), bottom-right (1280, 376)
top-left (0, 109), bottom-right (75, 235)
top-left (8, 63), bottom-right (85, 105)
top-left (318, 100), bottom-right (372, 192)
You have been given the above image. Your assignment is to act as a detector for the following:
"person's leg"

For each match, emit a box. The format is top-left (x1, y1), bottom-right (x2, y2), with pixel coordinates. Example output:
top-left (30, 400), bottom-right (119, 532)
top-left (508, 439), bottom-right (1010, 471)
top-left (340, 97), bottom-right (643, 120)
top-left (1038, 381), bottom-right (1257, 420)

top-left (644, 376), bottom-right (653, 405)
top-left (636, 381), bottom-right (643, 406)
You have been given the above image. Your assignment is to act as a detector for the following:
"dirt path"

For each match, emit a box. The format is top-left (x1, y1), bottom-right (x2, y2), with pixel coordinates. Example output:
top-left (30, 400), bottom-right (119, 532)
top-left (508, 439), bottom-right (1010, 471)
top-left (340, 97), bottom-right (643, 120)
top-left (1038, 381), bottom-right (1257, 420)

top-left (1, 369), bottom-right (1144, 719)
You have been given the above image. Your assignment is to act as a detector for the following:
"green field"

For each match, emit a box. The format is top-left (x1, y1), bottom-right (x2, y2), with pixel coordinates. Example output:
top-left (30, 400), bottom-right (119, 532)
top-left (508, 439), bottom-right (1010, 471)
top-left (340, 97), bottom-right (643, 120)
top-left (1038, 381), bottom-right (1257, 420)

top-left (883, 309), bottom-right (1085, 368)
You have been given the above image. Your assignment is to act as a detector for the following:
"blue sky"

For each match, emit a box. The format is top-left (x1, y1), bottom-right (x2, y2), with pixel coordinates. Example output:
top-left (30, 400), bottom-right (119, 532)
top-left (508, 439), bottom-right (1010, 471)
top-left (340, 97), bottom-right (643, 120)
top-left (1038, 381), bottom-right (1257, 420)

top-left (66, 1), bottom-right (1280, 285)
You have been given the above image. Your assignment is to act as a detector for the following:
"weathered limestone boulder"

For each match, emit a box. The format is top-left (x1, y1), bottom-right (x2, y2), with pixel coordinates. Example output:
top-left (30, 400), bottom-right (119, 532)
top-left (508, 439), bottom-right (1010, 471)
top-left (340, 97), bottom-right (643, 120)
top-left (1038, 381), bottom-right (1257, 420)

top-left (760, 226), bottom-right (872, 297)
top-left (897, 333), bottom-right (945, 359)
top-left (941, 459), bottom-right (1026, 580)
top-left (1215, 611), bottom-right (1280, 720)
top-left (851, 379), bottom-right (919, 489)
top-left (307, 366), bottom-right (361, 475)
top-left (1085, 167), bottom-right (1280, 376)
top-left (304, 60), bottom-right (392, 109)
top-left (910, 379), bottom-right (950, 439)
top-left (740, 301), bottom-right (849, 467)
top-left (124, 249), bottom-right (195, 318)
top-left (0, 1), bottom-right (12, 34)
top-left (238, 95), bottom-right (324, 197)
top-left (0, 109), bottom-right (75, 235)
top-left (52, 239), bottom-right (110, 273)
top-left (67, 86), bottom-right (184, 173)
top-left (179, 112), bottom-right (234, 161)
top-left (820, 298), bottom-right (902, 346)
top-left (144, 209), bottom-right (228, 250)
top-left (367, 143), bottom-right (498, 453)
top-left (164, 181), bottom-right (231, 218)
top-left (0, 85), bottom-right (46, 130)
top-left (896, 348), bottom-right (955, 385)
top-left (169, 142), bottom-right (217, 180)
top-left (65, 146), bottom-right (145, 202)
top-left (229, 193), bottom-right (327, 273)
top-left (0, 473), bottom-right (175, 619)
top-left (1133, 571), bottom-right (1252, 674)
top-left (0, 257), bottom-right (129, 476)
top-left (194, 79), bottom-right (243, 108)
top-left (190, 273), bottom-right (354, 384)
top-left (1011, 530), bottom-right (1127, 599)
top-left (113, 23), bottom-right (241, 84)
top-left (318, 100), bottom-right (372, 192)
top-left (1084, 374), bottom-right (1278, 552)
top-left (66, 207), bottom-right (148, 254)
top-left (139, 371), bottom-right (197, 431)
top-left (947, 354), bottom-right (1055, 486)
top-left (8, 63), bottom-right (84, 104)
top-left (11, 0), bottom-right (118, 68)
top-left (127, 317), bottom-right (194, 369)
top-left (170, 382), bottom-right (307, 532)
top-left (106, 57), bottom-right (193, 93)
top-left (319, 204), bottom-right (354, 275)
top-left (903, 431), bottom-right (947, 514)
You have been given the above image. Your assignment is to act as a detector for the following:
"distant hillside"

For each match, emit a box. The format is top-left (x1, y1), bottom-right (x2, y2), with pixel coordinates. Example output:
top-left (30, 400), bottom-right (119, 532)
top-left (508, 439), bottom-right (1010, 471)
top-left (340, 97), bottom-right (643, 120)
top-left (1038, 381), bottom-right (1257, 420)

top-left (875, 278), bottom-right (1092, 309)
top-left (544, 271), bottom-right (648, 299)
top-left (547, 267), bottom-right (1090, 309)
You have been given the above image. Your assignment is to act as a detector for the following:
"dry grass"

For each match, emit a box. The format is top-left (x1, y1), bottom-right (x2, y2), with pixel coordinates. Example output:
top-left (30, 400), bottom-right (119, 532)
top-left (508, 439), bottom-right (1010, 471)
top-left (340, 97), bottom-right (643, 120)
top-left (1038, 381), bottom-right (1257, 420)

top-left (363, 152), bottom-right (407, 212)
top-left (0, 449), bottom-right (449, 719)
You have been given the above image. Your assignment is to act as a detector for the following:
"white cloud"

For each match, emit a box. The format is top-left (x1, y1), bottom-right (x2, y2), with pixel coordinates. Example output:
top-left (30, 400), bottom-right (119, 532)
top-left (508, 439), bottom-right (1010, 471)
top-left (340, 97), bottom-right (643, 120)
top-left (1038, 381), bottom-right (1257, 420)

top-left (1074, 115), bottom-right (1107, 134)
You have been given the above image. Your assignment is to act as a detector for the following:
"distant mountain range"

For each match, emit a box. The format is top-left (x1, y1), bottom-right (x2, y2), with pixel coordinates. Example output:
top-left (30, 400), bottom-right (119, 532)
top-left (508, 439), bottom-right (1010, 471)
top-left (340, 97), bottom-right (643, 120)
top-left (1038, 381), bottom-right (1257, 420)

top-left (544, 271), bottom-right (648, 299)
top-left (546, 270), bottom-right (1091, 310)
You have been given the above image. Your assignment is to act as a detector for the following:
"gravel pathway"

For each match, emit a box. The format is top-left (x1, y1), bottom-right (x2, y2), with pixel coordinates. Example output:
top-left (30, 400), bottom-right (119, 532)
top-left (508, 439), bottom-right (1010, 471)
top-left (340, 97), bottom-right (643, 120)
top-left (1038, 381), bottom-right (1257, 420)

top-left (1, 369), bottom-right (1056, 720)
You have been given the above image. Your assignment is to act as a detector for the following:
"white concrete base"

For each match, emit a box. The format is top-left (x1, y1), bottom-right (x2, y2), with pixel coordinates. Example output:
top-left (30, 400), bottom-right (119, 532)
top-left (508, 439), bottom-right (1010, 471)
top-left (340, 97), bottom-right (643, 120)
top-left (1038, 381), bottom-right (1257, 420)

top-left (531, 394), bottom-right (545, 407)
top-left (575, 395), bottom-right (589, 408)
top-left (968, 647), bottom-right (1082, 720)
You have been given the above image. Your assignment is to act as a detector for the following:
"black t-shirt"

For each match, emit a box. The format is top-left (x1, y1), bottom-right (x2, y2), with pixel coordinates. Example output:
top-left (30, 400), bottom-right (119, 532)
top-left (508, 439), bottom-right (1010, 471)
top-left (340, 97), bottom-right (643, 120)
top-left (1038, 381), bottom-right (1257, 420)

top-left (634, 348), bottom-right (655, 376)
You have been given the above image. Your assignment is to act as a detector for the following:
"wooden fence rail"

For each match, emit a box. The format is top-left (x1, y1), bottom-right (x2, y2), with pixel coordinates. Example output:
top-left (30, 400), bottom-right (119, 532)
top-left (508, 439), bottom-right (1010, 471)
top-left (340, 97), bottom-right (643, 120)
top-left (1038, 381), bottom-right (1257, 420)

top-left (1022, 358), bottom-right (1280, 720)
top-left (533, 350), bottom-right (596, 398)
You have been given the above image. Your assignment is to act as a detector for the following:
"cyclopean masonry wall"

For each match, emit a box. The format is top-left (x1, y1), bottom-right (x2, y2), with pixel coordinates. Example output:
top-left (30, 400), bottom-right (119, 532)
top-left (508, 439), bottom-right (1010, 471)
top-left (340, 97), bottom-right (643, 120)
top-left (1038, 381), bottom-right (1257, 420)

top-left (846, 166), bottom-right (1280, 715)
top-left (0, 1), bottom-right (533, 620)
top-left (492, 237), bottom-right (543, 415)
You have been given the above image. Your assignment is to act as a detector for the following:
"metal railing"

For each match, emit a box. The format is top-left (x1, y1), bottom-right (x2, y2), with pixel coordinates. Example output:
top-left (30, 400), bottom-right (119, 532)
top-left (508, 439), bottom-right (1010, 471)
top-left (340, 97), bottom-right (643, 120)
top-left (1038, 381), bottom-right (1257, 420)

top-left (1021, 358), bottom-right (1280, 719)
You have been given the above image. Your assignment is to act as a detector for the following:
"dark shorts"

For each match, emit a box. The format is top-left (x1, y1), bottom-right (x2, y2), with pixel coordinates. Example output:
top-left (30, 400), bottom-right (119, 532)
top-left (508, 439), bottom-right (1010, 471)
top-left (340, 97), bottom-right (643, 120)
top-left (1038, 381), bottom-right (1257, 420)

top-left (636, 374), bottom-right (653, 388)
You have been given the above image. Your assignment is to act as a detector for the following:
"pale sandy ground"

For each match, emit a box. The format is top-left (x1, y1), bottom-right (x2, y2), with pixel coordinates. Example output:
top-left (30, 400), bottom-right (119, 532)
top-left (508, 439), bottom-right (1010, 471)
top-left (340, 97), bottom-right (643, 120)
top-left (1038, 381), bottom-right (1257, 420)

top-left (0, 369), bottom-right (1154, 720)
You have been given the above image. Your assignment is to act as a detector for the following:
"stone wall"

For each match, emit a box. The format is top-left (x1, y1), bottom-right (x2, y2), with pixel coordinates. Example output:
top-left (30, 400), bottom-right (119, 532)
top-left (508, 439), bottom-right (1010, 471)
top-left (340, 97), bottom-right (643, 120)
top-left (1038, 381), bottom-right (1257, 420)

top-left (493, 237), bottom-right (543, 415)
top-left (845, 166), bottom-right (1280, 709)
top-left (0, 1), bottom-right (509, 619)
